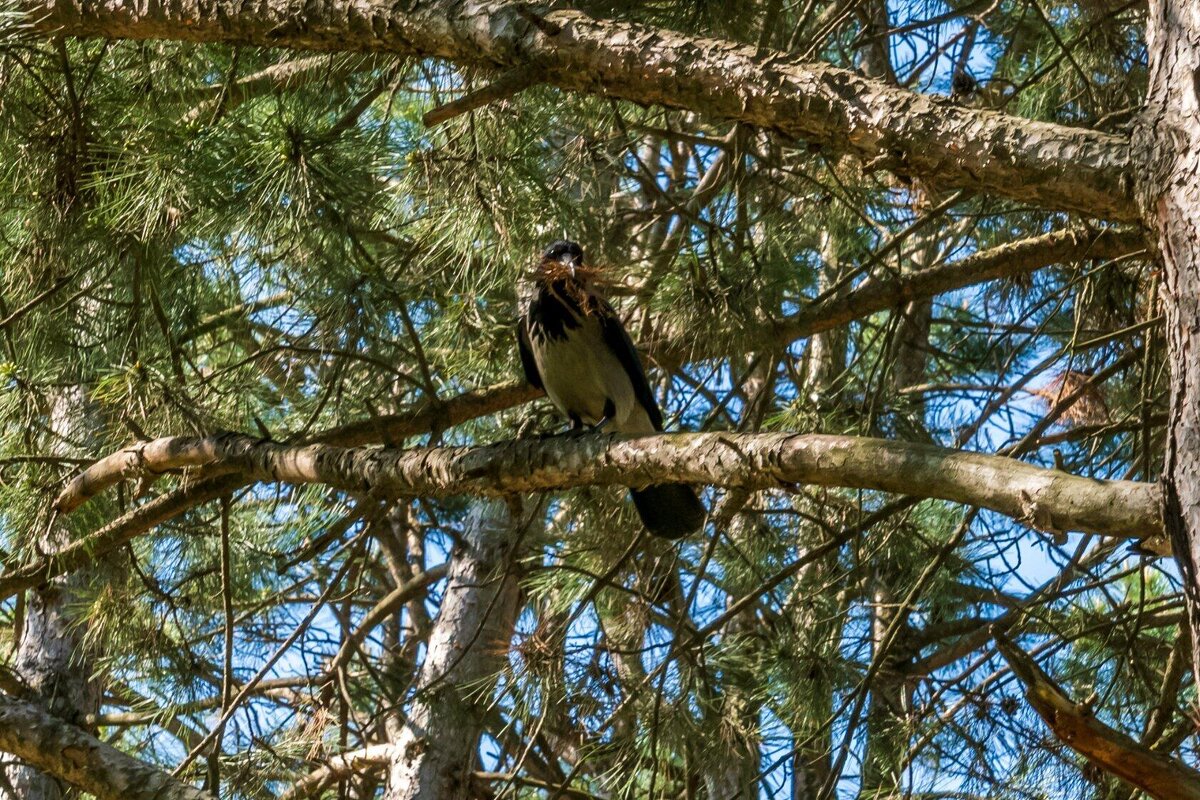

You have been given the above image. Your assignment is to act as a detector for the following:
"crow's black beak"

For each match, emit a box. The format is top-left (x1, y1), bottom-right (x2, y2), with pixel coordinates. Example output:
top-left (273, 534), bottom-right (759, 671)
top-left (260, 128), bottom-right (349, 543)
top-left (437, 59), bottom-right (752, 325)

top-left (559, 254), bottom-right (578, 277)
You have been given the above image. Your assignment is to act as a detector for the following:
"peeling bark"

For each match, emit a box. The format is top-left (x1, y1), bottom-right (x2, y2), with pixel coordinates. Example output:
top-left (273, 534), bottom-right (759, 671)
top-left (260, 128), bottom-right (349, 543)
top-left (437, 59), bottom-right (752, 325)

top-left (383, 497), bottom-right (535, 800)
top-left (20, 0), bottom-right (1136, 219)
top-left (0, 695), bottom-right (213, 800)
top-left (1134, 0), bottom-right (1200, 685)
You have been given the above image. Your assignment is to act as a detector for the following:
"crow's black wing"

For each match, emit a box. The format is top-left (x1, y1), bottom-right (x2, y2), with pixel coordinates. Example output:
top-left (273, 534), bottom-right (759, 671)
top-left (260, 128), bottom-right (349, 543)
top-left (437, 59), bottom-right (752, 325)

top-left (516, 317), bottom-right (544, 390)
top-left (596, 298), bottom-right (664, 431)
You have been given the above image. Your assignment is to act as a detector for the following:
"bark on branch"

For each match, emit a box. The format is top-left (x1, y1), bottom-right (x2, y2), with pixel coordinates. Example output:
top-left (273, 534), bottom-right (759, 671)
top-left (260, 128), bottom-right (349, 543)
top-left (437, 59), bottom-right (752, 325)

top-left (0, 383), bottom-right (537, 600)
top-left (279, 744), bottom-right (396, 800)
top-left (994, 632), bottom-right (1200, 800)
top-left (0, 694), bottom-right (214, 800)
top-left (55, 430), bottom-right (1161, 538)
top-left (22, 0), bottom-right (1137, 219)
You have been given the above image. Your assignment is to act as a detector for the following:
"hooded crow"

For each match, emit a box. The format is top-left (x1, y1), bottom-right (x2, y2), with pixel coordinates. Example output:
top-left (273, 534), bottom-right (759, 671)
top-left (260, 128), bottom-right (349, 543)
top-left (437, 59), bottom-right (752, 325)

top-left (518, 240), bottom-right (706, 539)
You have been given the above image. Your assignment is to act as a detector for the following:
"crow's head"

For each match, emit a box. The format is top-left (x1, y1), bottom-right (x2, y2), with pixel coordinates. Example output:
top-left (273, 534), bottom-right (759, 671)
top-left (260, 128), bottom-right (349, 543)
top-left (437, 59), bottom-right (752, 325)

top-left (527, 240), bottom-right (605, 311)
top-left (533, 240), bottom-right (598, 287)
top-left (541, 240), bottom-right (585, 275)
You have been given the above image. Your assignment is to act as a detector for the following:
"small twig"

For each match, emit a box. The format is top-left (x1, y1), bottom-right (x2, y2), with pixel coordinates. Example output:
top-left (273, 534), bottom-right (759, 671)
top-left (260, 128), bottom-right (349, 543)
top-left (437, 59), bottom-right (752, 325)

top-left (423, 66), bottom-right (542, 128)
top-left (204, 495), bottom-right (235, 794)
top-left (173, 532), bottom-right (365, 778)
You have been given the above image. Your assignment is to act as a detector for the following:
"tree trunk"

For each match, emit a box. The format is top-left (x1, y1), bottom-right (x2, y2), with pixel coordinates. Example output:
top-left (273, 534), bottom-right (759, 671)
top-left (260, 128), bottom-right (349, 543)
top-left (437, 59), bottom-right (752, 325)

top-left (6, 388), bottom-right (101, 800)
top-left (383, 497), bottom-right (533, 800)
top-left (860, 577), bottom-right (911, 798)
top-left (791, 240), bottom-right (845, 800)
top-left (1135, 0), bottom-right (1200, 685)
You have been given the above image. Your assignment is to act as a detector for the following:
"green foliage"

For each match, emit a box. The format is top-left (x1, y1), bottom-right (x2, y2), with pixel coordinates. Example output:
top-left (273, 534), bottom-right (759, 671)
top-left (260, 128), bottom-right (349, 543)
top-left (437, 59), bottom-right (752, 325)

top-left (0, 1), bottom-right (1185, 798)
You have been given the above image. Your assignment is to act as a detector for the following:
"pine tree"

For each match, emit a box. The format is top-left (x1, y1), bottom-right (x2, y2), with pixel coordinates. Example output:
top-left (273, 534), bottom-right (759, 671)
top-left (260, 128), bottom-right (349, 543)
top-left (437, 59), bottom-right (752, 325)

top-left (0, 0), bottom-right (1195, 798)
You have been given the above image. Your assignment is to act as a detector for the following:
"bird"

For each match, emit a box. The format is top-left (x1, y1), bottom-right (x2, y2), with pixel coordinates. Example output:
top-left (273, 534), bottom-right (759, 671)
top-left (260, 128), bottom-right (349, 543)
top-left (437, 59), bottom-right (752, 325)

top-left (517, 240), bottom-right (706, 539)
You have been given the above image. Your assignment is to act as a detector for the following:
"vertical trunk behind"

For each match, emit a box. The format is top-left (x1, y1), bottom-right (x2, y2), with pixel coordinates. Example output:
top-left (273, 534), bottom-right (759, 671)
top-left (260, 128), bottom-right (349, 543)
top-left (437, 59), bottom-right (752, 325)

top-left (1136, 0), bottom-right (1200, 684)
top-left (6, 388), bottom-right (100, 800)
top-left (383, 498), bottom-right (533, 800)
top-left (802, 231), bottom-right (847, 407)
top-left (791, 251), bottom-right (846, 799)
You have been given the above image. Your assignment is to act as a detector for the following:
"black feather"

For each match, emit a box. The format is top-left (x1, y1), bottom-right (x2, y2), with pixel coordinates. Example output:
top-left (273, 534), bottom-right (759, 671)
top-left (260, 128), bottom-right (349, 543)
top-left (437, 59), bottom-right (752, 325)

top-left (596, 298), bottom-right (663, 431)
top-left (631, 484), bottom-right (706, 539)
top-left (517, 319), bottom-right (544, 390)
top-left (526, 284), bottom-right (583, 343)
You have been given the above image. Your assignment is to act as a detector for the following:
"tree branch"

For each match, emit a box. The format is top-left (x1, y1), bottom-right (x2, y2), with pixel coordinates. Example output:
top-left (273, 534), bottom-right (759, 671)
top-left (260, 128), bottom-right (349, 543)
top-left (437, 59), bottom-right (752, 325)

top-left (653, 225), bottom-right (1145, 365)
top-left (0, 694), bottom-right (214, 800)
top-left (321, 561), bottom-right (449, 680)
top-left (767, 226), bottom-right (1145, 350)
top-left (14, 225), bottom-right (1138, 598)
top-left (279, 744), bottom-right (396, 800)
top-left (422, 65), bottom-right (541, 127)
top-left (0, 382), bottom-right (540, 600)
top-left (305, 380), bottom-right (540, 448)
top-left (22, 0), bottom-right (1136, 219)
top-left (55, 430), bottom-right (1160, 538)
top-left (994, 631), bottom-right (1200, 800)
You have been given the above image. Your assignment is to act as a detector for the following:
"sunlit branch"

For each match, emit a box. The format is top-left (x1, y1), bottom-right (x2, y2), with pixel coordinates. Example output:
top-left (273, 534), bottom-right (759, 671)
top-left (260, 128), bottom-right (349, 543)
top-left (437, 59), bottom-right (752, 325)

top-left (22, 0), bottom-right (1137, 219)
top-left (57, 429), bottom-right (1160, 536)
top-left (0, 695), bottom-right (214, 800)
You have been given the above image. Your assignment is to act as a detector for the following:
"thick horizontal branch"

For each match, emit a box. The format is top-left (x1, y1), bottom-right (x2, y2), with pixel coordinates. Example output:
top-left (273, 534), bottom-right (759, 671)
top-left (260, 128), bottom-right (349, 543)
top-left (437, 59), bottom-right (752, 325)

top-left (55, 381), bottom-right (536, 515)
top-left (19, 228), bottom-right (1139, 596)
top-left (0, 382), bottom-right (539, 599)
top-left (23, 0), bottom-right (1136, 219)
top-left (56, 431), bottom-right (1161, 541)
top-left (994, 632), bottom-right (1200, 800)
top-left (0, 695), bottom-right (213, 800)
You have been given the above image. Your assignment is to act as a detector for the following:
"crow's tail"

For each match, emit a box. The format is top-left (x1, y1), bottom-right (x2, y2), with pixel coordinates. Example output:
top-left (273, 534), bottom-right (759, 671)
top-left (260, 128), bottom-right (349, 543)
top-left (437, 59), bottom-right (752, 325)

top-left (630, 484), bottom-right (706, 539)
